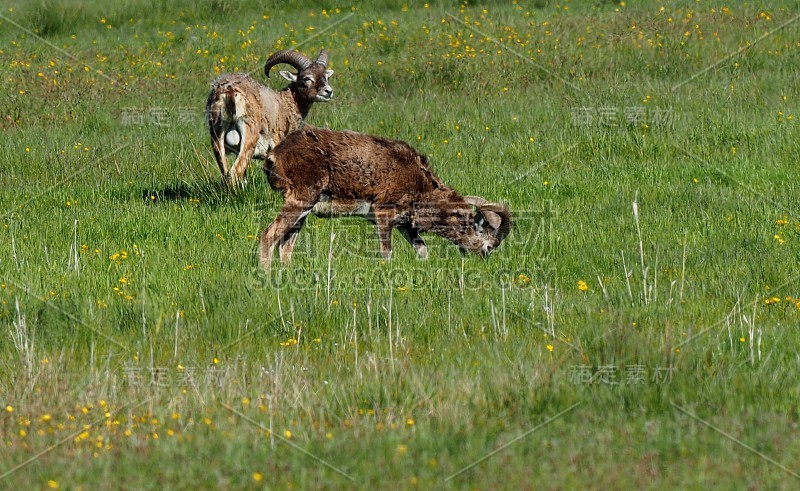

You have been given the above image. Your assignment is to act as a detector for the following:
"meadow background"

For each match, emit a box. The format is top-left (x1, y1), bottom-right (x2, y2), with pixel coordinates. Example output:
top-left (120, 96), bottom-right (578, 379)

top-left (1, 0), bottom-right (799, 489)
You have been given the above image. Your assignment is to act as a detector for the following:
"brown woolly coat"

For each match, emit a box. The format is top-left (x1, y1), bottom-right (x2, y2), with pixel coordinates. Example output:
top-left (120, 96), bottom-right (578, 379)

top-left (259, 127), bottom-right (511, 267)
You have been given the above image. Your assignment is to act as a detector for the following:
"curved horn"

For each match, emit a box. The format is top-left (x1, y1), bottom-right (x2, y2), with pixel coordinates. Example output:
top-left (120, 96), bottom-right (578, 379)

top-left (264, 50), bottom-right (313, 78)
top-left (315, 49), bottom-right (329, 68)
top-left (463, 196), bottom-right (488, 207)
top-left (477, 202), bottom-right (512, 243)
top-left (478, 210), bottom-right (503, 232)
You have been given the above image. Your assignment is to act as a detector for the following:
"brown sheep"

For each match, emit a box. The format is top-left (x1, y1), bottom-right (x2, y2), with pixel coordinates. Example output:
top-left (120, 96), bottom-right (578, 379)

top-left (259, 127), bottom-right (512, 268)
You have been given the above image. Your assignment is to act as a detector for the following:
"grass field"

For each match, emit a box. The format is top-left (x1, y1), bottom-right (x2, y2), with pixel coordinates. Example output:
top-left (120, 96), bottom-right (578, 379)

top-left (2, 1), bottom-right (800, 489)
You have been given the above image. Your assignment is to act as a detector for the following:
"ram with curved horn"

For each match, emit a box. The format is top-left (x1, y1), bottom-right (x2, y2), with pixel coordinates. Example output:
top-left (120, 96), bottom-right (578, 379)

top-left (206, 49), bottom-right (334, 186)
top-left (259, 126), bottom-right (512, 268)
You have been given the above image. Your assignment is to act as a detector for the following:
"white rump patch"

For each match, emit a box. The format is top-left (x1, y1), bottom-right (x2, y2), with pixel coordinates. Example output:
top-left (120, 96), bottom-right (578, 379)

top-left (225, 130), bottom-right (241, 147)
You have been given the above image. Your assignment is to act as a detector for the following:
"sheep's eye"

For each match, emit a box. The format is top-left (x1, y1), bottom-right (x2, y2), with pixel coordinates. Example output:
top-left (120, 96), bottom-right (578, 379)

top-left (303, 76), bottom-right (313, 83)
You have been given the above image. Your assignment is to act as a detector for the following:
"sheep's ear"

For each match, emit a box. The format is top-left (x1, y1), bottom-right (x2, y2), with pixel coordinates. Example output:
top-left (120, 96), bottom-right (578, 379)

top-left (279, 70), bottom-right (297, 82)
top-left (325, 69), bottom-right (334, 78)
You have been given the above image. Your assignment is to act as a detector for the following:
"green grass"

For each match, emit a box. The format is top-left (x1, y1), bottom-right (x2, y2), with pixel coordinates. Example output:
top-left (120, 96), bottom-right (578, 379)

top-left (2, 1), bottom-right (800, 489)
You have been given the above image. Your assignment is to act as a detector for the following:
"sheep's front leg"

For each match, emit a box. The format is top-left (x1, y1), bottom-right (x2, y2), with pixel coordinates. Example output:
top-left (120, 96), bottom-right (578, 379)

top-left (399, 225), bottom-right (428, 260)
top-left (373, 207), bottom-right (396, 260)
top-left (259, 198), bottom-right (313, 269)
top-left (228, 122), bottom-right (258, 186)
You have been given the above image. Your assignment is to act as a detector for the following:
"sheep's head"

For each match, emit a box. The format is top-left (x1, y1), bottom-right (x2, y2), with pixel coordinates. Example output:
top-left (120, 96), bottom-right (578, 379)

top-left (417, 195), bottom-right (512, 257)
top-left (264, 49), bottom-right (334, 102)
top-left (463, 196), bottom-right (513, 256)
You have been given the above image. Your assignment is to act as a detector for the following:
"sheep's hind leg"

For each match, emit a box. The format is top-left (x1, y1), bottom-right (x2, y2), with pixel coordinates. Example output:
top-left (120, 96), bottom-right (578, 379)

top-left (209, 119), bottom-right (229, 177)
top-left (228, 122), bottom-right (257, 186)
top-left (259, 198), bottom-right (313, 269)
top-left (399, 225), bottom-right (428, 259)
top-left (278, 215), bottom-right (308, 263)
